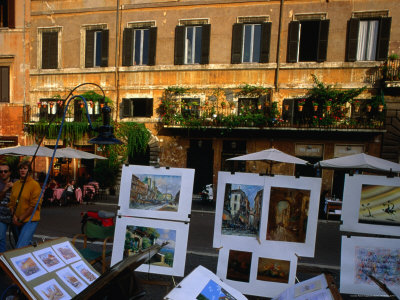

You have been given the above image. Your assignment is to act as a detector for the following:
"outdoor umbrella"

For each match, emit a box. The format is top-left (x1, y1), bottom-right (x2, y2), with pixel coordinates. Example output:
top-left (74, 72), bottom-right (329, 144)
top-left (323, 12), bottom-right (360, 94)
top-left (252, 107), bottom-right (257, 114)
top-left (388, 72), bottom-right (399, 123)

top-left (227, 148), bottom-right (308, 174)
top-left (54, 147), bottom-right (106, 160)
top-left (314, 153), bottom-right (400, 173)
top-left (0, 144), bottom-right (55, 157)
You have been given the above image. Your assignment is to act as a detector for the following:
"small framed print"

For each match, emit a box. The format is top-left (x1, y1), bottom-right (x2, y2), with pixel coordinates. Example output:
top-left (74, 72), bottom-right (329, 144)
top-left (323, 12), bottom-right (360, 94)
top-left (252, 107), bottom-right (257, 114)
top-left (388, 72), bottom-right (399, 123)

top-left (70, 261), bottom-right (99, 285)
top-left (33, 247), bottom-right (66, 272)
top-left (111, 216), bottom-right (189, 276)
top-left (33, 278), bottom-right (71, 300)
top-left (10, 253), bottom-right (47, 282)
top-left (118, 165), bottom-right (195, 221)
top-left (341, 174), bottom-right (400, 236)
top-left (52, 241), bottom-right (81, 264)
top-left (56, 266), bottom-right (88, 294)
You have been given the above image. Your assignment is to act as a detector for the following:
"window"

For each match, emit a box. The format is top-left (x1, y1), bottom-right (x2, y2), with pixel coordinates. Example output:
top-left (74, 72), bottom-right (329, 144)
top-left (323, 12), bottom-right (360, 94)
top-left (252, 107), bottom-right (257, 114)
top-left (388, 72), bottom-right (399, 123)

top-left (40, 28), bottom-right (61, 69)
top-left (231, 22), bottom-right (271, 64)
top-left (122, 25), bottom-right (157, 66)
top-left (346, 17), bottom-right (391, 62)
top-left (238, 98), bottom-right (259, 114)
top-left (0, 66), bottom-right (9, 102)
top-left (38, 99), bottom-right (63, 120)
top-left (0, 0), bottom-right (14, 28)
top-left (287, 19), bottom-right (330, 63)
top-left (181, 98), bottom-right (200, 118)
top-left (174, 24), bottom-right (210, 65)
top-left (122, 98), bottom-right (153, 118)
top-left (85, 29), bottom-right (109, 67)
top-left (73, 100), bottom-right (101, 122)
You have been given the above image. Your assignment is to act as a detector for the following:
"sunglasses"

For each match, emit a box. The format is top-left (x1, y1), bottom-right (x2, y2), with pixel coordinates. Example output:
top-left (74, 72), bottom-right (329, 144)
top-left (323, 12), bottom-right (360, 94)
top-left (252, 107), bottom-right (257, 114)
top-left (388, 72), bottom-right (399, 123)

top-left (0, 170), bottom-right (10, 174)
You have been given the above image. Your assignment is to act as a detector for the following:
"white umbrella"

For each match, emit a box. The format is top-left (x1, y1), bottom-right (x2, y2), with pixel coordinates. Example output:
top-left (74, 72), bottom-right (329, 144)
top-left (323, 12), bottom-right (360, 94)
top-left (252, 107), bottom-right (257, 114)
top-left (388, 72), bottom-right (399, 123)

top-left (0, 144), bottom-right (55, 157)
top-left (227, 148), bottom-right (307, 174)
top-left (315, 153), bottom-right (400, 173)
top-left (54, 147), bottom-right (106, 160)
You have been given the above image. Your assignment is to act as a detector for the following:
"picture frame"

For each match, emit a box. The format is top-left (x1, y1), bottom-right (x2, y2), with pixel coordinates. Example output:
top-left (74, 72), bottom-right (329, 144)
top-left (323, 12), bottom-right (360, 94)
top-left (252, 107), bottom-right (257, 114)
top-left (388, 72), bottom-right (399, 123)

top-left (110, 216), bottom-right (190, 276)
top-left (52, 241), bottom-right (81, 264)
top-left (340, 235), bottom-right (400, 296)
top-left (341, 174), bottom-right (400, 236)
top-left (10, 253), bottom-right (47, 282)
top-left (118, 165), bottom-right (195, 221)
top-left (33, 247), bottom-right (66, 272)
top-left (216, 244), bottom-right (297, 298)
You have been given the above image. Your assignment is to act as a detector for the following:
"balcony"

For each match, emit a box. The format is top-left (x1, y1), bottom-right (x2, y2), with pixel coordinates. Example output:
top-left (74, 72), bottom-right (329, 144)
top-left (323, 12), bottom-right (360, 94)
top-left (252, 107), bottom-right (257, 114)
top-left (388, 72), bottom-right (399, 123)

top-left (380, 58), bottom-right (400, 88)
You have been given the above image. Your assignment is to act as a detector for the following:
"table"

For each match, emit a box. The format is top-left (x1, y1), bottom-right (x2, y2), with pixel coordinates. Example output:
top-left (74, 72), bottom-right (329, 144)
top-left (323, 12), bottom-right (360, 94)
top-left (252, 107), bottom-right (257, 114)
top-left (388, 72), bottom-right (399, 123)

top-left (325, 199), bottom-right (342, 220)
top-left (75, 187), bottom-right (83, 204)
top-left (53, 188), bottom-right (65, 201)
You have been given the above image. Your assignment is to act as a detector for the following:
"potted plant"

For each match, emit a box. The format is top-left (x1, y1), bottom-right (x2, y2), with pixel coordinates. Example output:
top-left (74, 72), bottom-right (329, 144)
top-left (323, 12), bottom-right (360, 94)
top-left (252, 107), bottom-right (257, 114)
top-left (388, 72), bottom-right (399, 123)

top-left (325, 99), bottom-right (332, 112)
top-left (297, 99), bottom-right (306, 111)
top-left (312, 101), bottom-right (319, 111)
top-left (352, 100), bottom-right (361, 113)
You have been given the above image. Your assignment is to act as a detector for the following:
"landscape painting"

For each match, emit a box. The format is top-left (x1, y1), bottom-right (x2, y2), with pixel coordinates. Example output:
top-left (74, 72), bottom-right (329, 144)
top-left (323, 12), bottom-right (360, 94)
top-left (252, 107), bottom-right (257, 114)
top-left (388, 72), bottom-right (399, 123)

top-left (222, 183), bottom-right (263, 238)
top-left (266, 187), bottom-right (311, 243)
top-left (256, 257), bottom-right (290, 283)
top-left (124, 225), bottom-right (176, 268)
top-left (226, 250), bottom-right (252, 283)
top-left (359, 185), bottom-right (400, 227)
top-left (11, 253), bottom-right (47, 282)
top-left (196, 279), bottom-right (238, 300)
top-left (129, 173), bottom-right (182, 212)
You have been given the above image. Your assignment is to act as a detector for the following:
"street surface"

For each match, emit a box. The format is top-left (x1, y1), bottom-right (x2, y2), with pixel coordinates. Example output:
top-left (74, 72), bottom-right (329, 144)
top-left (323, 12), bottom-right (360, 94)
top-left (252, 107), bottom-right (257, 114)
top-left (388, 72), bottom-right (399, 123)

top-left (0, 197), bottom-right (376, 299)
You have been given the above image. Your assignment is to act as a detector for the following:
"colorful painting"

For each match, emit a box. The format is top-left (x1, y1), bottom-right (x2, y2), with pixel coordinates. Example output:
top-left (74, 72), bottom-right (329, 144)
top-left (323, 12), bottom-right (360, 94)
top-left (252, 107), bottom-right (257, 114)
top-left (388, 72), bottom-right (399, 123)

top-left (226, 250), bottom-right (252, 283)
top-left (354, 246), bottom-right (400, 286)
top-left (71, 261), bottom-right (99, 285)
top-left (266, 187), bottom-right (310, 243)
top-left (10, 253), bottom-right (47, 281)
top-left (222, 183), bottom-right (263, 238)
top-left (33, 279), bottom-right (71, 300)
top-left (256, 257), bottom-right (290, 283)
top-left (359, 185), bottom-right (400, 226)
top-left (33, 247), bottom-right (65, 272)
top-left (52, 241), bottom-right (81, 264)
top-left (56, 267), bottom-right (88, 294)
top-left (124, 225), bottom-right (176, 268)
top-left (129, 173), bottom-right (182, 211)
top-left (196, 279), bottom-right (238, 300)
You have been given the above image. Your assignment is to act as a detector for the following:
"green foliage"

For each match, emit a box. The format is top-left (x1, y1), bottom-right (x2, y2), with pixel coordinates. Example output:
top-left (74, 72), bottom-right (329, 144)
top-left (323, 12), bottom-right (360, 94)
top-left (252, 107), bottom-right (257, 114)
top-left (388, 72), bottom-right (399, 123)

top-left (236, 84), bottom-right (271, 97)
top-left (80, 91), bottom-right (112, 105)
top-left (115, 122), bottom-right (151, 158)
top-left (93, 159), bottom-right (119, 188)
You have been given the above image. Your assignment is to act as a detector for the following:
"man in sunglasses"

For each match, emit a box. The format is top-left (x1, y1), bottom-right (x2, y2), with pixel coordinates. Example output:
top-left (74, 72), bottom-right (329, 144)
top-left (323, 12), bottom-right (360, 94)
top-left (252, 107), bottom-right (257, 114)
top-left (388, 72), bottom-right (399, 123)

top-left (0, 163), bottom-right (14, 253)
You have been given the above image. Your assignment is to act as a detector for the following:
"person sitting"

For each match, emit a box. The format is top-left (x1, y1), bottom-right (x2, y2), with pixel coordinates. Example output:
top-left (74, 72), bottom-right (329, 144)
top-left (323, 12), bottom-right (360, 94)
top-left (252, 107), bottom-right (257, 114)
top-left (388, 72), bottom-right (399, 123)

top-left (65, 180), bottom-right (76, 204)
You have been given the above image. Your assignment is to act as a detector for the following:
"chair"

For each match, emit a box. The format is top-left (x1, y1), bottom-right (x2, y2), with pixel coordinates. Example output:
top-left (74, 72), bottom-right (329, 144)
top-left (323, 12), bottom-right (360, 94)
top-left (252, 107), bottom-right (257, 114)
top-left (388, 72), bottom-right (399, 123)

top-left (72, 220), bottom-right (115, 273)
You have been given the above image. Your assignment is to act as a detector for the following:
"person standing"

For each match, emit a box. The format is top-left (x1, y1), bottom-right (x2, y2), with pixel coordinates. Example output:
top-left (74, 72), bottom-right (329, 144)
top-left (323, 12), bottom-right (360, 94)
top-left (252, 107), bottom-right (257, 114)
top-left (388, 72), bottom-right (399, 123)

top-left (0, 163), bottom-right (14, 252)
top-left (8, 161), bottom-right (42, 248)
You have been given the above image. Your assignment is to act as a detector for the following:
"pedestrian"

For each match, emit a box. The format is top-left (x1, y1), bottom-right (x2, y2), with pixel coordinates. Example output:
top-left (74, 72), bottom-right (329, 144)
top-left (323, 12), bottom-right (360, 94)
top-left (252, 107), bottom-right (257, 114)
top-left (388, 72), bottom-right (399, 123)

top-left (8, 161), bottom-right (42, 248)
top-left (0, 162), bottom-right (14, 252)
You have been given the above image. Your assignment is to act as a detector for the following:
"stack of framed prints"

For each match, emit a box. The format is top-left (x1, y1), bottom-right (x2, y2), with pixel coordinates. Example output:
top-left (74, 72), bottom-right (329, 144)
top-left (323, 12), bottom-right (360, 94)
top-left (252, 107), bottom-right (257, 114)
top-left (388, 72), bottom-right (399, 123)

top-left (339, 174), bottom-right (400, 297)
top-left (0, 237), bottom-right (99, 300)
top-left (111, 165), bottom-right (195, 277)
top-left (213, 172), bottom-right (322, 298)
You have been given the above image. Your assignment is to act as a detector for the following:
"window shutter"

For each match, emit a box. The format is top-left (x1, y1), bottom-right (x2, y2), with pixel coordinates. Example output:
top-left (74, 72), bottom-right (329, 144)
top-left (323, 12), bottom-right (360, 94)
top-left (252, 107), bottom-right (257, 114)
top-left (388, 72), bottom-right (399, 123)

top-left (260, 22), bottom-right (272, 63)
top-left (122, 99), bottom-right (131, 117)
top-left (174, 26), bottom-right (185, 65)
top-left (200, 24), bottom-right (211, 65)
top-left (39, 105), bottom-right (48, 120)
top-left (8, 0), bottom-right (15, 28)
top-left (146, 99), bottom-right (153, 117)
top-left (317, 19), bottom-right (330, 62)
top-left (100, 29), bottom-right (109, 67)
top-left (42, 31), bottom-right (58, 69)
top-left (122, 28), bottom-right (134, 66)
top-left (74, 101), bottom-right (82, 122)
top-left (85, 30), bottom-right (95, 68)
top-left (346, 18), bottom-right (360, 62)
top-left (376, 17), bottom-right (392, 61)
top-left (148, 27), bottom-right (157, 66)
top-left (0, 67), bottom-right (9, 102)
top-left (287, 21), bottom-right (300, 63)
top-left (231, 23), bottom-right (243, 64)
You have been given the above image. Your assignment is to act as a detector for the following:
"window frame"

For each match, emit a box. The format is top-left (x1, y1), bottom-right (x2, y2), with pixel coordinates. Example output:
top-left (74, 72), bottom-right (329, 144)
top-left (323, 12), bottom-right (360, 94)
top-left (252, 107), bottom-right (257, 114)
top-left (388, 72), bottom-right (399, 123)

top-left (84, 26), bottom-right (109, 68)
top-left (122, 98), bottom-right (153, 118)
top-left (184, 25), bottom-right (202, 64)
top-left (122, 25), bottom-right (157, 67)
top-left (38, 27), bottom-right (62, 70)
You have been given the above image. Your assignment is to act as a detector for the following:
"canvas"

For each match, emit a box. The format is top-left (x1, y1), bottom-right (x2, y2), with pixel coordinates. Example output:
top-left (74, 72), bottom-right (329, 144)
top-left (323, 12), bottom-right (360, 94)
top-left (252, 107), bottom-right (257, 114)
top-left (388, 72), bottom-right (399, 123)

top-left (341, 174), bottom-right (400, 236)
top-left (111, 216), bottom-right (189, 276)
top-left (118, 165), bottom-right (194, 221)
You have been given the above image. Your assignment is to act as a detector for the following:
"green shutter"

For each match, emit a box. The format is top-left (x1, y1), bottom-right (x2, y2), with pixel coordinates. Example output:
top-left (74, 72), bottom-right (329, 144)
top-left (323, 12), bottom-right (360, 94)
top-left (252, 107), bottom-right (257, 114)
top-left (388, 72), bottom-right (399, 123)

top-left (122, 28), bottom-right (134, 66)
top-left (201, 24), bottom-right (211, 64)
top-left (260, 22), bottom-right (271, 63)
top-left (42, 31), bottom-right (58, 69)
top-left (317, 19), bottom-right (330, 62)
top-left (376, 17), bottom-right (392, 61)
top-left (122, 99), bottom-right (131, 117)
top-left (85, 30), bottom-right (95, 68)
top-left (174, 26), bottom-right (185, 65)
top-left (148, 27), bottom-right (157, 66)
top-left (231, 23), bottom-right (243, 64)
top-left (287, 21), bottom-right (300, 63)
top-left (346, 18), bottom-right (360, 62)
top-left (100, 29), bottom-right (109, 67)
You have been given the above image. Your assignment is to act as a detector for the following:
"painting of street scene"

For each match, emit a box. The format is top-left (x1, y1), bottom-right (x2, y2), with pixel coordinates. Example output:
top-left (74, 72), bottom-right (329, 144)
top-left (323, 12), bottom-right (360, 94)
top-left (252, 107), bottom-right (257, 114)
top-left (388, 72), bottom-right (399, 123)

top-left (196, 279), bottom-right (238, 300)
top-left (34, 247), bottom-right (65, 272)
top-left (266, 187), bottom-right (310, 243)
top-left (256, 257), bottom-right (290, 283)
top-left (226, 250), bottom-right (252, 282)
top-left (124, 225), bottom-right (176, 268)
top-left (359, 185), bottom-right (400, 227)
top-left (34, 279), bottom-right (70, 300)
top-left (129, 173), bottom-right (182, 212)
top-left (222, 183), bottom-right (263, 238)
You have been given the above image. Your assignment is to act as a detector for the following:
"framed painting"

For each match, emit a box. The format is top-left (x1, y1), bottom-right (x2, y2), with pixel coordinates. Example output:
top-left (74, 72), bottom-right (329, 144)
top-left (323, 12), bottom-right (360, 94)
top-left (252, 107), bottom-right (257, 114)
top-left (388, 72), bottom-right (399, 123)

top-left (52, 241), bottom-right (81, 264)
top-left (110, 216), bottom-right (189, 276)
top-left (118, 165), bottom-right (195, 221)
top-left (341, 174), bottom-right (400, 236)
top-left (261, 175), bottom-right (321, 257)
top-left (213, 172), bottom-right (267, 248)
top-left (33, 247), bottom-right (66, 272)
top-left (10, 253), bottom-right (47, 282)
top-left (216, 244), bottom-right (297, 298)
top-left (340, 236), bottom-right (400, 296)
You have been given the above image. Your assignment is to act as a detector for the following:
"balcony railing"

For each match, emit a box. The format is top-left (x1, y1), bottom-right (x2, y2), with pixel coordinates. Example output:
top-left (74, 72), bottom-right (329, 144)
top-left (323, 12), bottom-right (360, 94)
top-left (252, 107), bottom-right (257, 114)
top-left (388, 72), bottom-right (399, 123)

top-left (381, 58), bottom-right (400, 81)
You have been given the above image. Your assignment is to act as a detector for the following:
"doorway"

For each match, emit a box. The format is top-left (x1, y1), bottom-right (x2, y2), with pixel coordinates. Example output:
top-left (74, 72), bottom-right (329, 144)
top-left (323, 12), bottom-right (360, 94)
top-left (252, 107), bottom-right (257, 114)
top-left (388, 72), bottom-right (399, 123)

top-left (187, 140), bottom-right (214, 194)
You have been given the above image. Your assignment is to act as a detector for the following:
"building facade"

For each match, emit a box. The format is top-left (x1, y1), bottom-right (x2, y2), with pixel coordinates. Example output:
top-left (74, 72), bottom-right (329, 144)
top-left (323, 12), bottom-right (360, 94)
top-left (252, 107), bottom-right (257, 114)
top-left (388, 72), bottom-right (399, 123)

top-left (14, 0), bottom-right (400, 195)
